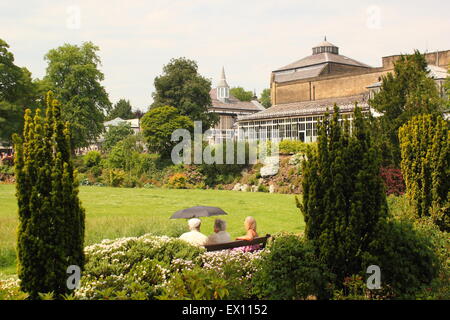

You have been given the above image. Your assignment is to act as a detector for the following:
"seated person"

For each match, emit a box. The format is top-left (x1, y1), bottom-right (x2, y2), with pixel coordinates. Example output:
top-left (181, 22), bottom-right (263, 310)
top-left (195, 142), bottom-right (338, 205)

top-left (234, 216), bottom-right (260, 252)
top-left (179, 218), bottom-right (208, 246)
top-left (206, 219), bottom-right (231, 245)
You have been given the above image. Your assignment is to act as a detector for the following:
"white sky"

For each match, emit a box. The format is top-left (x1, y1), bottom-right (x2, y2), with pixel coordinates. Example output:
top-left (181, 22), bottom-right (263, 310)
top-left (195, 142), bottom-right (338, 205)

top-left (1, 0), bottom-right (449, 111)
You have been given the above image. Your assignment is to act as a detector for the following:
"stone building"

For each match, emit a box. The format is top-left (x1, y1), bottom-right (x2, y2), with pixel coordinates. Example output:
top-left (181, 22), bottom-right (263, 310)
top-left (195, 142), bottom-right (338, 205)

top-left (237, 39), bottom-right (449, 142)
top-left (208, 67), bottom-right (264, 142)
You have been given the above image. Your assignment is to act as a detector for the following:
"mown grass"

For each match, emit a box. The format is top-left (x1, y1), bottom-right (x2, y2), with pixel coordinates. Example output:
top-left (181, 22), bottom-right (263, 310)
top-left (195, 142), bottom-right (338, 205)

top-left (0, 184), bottom-right (304, 276)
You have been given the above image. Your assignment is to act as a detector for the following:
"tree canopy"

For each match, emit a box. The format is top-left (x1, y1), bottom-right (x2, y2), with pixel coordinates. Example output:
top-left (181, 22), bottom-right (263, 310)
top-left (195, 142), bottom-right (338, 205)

top-left (230, 87), bottom-right (253, 102)
top-left (102, 122), bottom-right (134, 152)
top-left (151, 57), bottom-right (218, 130)
top-left (259, 88), bottom-right (272, 108)
top-left (369, 51), bottom-right (443, 166)
top-left (0, 39), bottom-right (38, 143)
top-left (44, 42), bottom-right (111, 149)
top-left (107, 99), bottom-right (134, 120)
top-left (141, 105), bottom-right (193, 157)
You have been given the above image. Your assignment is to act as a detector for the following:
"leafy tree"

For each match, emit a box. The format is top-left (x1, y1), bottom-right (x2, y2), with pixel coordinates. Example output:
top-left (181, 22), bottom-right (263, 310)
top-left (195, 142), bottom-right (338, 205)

top-left (0, 39), bottom-right (37, 143)
top-left (132, 109), bottom-right (145, 119)
top-left (13, 91), bottom-right (85, 298)
top-left (107, 99), bottom-right (134, 120)
top-left (398, 114), bottom-right (449, 231)
top-left (370, 51), bottom-right (443, 166)
top-left (298, 105), bottom-right (388, 284)
top-left (230, 87), bottom-right (253, 102)
top-left (259, 88), bottom-right (272, 108)
top-left (141, 106), bottom-right (193, 157)
top-left (102, 122), bottom-right (134, 152)
top-left (44, 42), bottom-right (111, 149)
top-left (151, 57), bottom-right (218, 130)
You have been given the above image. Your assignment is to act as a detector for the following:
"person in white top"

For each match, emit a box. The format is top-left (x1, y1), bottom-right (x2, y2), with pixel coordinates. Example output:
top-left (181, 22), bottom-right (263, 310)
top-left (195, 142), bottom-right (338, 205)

top-left (206, 219), bottom-right (231, 245)
top-left (179, 218), bottom-right (208, 246)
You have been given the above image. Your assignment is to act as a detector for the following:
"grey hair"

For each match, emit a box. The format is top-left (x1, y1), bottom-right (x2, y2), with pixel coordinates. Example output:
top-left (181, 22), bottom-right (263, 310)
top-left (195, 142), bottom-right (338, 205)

top-left (214, 219), bottom-right (227, 232)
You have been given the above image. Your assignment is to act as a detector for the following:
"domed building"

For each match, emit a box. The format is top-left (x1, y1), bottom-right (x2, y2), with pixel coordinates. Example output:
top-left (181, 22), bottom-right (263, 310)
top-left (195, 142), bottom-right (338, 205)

top-left (237, 38), bottom-right (449, 142)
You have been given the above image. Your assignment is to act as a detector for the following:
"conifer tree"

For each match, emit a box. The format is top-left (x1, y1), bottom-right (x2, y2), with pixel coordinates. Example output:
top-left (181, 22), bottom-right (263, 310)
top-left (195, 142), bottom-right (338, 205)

top-left (299, 105), bottom-right (388, 283)
top-left (399, 114), bottom-right (449, 231)
top-left (13, 91), bottom-right (85, 298)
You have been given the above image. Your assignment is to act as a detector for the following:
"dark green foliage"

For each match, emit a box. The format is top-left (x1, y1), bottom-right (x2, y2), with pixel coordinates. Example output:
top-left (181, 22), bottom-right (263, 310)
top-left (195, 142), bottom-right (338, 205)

top-left (44, 42), bottom-right (111, 149)
top-left (83, 151), bottom-right (102, 168)
top-left (102, 122), bottom-right (134, 152)
top-left (151, 57), bottom-right (218, 130)
top-left (300, 105), bottom-right (388, 284)
top-left (398, 114), bottom-right (450, 231)
top-left (370, 51), bottom-right (443, 166)
top-left (230, 87), bottom-right (253, 102)
top-left (107, 99), bottom-right (134, 120)
top-left (159, 267), bottom-right (230, 300)
top-left (259, 88), bottom-right (271, 109)
top-left (252, 233), bottom-right (334, 299)
top-left (0, 39), bottom-right (37, 143)
top-left (13, 91), bottom-right (85, 299)
top-left (198, 141), bottom-right (252, 186)
top-left (362, 218), bottom-right (439, 298)
top-left (141, 105), bottom-right (193, 157)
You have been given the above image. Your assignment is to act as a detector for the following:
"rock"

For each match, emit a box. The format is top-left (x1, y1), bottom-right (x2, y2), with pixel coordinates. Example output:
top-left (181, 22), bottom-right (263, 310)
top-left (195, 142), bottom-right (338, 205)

top-left (260, 164), bottom-right (279, 177)
top-left (240, 184), bottom-right (249, 192)
top-left (269, 184), bottom-right (275, 193)
top-left (232, 183), bottom-right (242, 191)
top-left (251, 185), bottom-right (258, 192)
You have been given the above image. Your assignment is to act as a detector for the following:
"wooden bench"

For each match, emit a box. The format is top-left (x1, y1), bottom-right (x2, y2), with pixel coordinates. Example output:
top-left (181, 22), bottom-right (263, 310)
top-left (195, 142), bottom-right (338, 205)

top-left (204, 234), bottom-right (271, 252)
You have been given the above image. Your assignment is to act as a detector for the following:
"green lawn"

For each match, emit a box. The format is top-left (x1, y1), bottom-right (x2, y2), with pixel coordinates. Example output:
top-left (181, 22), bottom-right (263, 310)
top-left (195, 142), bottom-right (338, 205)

top-left (0, 184), bottom-right (304, 276)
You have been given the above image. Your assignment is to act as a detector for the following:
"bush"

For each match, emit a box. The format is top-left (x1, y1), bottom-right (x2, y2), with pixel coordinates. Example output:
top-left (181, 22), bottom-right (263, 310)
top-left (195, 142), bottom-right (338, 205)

top-left (75, 235), bottom-right (205, 300)
top-left (167, 173), bottom-right (188, 189)
top-left (362, 218), bottom-right (440, 298)
top-left (159, 267), bottom-right (230, 300)
top-left (278, 140), bottom-right (309, 154)
top-left (380, 166), bottom-right (405, 196)
top-left (102, 168), bottom-right (126, 187)
top-left (252, 233), bottom-right (334, 300)
top-left (83, 151), bottom-right (102, 168)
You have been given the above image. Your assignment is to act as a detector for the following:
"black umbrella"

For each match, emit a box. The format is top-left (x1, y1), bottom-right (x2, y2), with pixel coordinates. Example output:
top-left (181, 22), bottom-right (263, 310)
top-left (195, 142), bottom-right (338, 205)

top-left (170, 206), bottom-right (228, 219)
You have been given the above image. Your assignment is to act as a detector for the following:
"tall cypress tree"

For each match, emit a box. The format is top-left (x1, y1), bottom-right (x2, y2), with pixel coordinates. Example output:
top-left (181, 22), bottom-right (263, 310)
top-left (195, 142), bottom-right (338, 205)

top-left (399, 114), bottom-right (449, 231)
top-left (13, 91), bottom-right (85, 298)
top-left (299, 105), bottom-right (388, 284)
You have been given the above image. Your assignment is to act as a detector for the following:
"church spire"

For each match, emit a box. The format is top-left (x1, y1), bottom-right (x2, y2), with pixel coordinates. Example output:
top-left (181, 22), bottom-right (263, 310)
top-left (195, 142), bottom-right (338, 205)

top-left (217, 66), bottom-right (229, 101)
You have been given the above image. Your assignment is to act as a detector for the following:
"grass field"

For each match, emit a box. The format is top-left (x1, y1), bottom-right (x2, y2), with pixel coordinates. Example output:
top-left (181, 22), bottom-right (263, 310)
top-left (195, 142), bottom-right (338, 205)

top-left (0, 184), bottom-right (304, 276)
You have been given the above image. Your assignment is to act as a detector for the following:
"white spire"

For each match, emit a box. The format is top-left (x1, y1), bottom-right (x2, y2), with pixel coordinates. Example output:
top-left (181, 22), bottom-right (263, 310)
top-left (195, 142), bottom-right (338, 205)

top-left (217, 66), bottom-right (229, 101)
top-left (217, 66), bottom-right (229, 88)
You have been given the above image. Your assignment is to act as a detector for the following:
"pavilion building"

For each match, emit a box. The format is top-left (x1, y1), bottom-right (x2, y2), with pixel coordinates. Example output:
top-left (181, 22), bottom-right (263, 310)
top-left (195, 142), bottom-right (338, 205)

top-left (237, 39), bottom-right (449, 142)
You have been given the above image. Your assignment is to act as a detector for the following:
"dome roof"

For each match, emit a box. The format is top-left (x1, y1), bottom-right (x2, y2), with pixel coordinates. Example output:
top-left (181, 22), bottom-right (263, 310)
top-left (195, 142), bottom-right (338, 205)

top-left (313, 40), bottom-right (337, 48)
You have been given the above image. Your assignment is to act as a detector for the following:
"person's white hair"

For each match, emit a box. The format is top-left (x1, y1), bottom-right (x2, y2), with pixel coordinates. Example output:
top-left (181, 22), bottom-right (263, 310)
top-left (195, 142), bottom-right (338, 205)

top-left (188, 218), bottom-right (201, 231)
top-left (214, 219), bottom-right (227, 232)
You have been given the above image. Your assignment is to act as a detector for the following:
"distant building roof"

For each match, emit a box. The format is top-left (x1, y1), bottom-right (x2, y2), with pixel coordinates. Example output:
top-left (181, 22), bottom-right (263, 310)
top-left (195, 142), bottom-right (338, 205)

top-left (273, 39), bottom-right (371, 82)
top-left (104, 117), bottom-right (139, 128)
top-left (209, 89), bottom-right (265, 112)
top-left (238, 94), bottom-right (369, 121)
top-left (274, 52), bottom-right (371, 73)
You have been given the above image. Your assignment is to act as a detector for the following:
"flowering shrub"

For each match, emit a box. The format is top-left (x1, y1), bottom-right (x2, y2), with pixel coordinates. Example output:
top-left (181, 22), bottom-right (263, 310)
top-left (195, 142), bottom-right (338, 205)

top-left (0, 277), bottom-right (28, 300)
top-left (380, 166), bottom-right (405, 196)
top-left (74, 234), bottom-right (265, 300)
top-left (167, 173), bottom-right (189, 189)
top-left (75, 235), bottom-right (205, 299)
